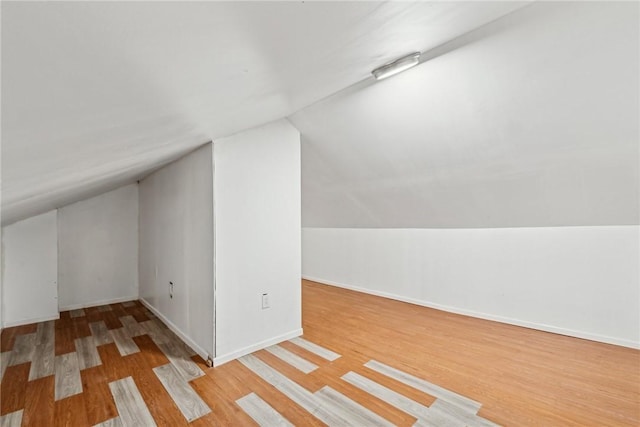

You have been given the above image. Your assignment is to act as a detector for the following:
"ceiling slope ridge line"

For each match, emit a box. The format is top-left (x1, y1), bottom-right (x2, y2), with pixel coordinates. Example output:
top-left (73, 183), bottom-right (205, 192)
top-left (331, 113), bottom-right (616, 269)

top-left (210, 117), bottom-right (301, 143)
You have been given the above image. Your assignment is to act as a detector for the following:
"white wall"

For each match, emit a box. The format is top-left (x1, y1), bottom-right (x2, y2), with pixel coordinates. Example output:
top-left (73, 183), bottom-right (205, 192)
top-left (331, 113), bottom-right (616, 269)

top-left (214, 119), bottom-right (302, 365)
top-left (0, 252), bottom-right (2, 329)
top-left (58, 184), bottom-right (139, 310)
top-left (139, 144), bottom-right (214, 360)
top-left (303, 226), bottom-right (640, 349)
top-left (1, 210), bottom-right (59, 326)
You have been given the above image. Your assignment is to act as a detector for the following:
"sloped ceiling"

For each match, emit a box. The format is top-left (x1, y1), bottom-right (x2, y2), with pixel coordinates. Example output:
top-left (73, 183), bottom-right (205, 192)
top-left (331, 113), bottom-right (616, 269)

top-left (1, 1), bottom-right (529, 225)
top-left (3, 2), bottom-right (637, 229)
top-left (292, 1), bottom-right (639, 228)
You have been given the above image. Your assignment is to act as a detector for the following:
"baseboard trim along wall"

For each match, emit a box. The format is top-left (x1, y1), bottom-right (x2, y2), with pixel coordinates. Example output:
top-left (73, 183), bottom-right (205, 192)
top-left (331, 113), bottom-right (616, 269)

top-left (140, 298), bottom-right (210, 361)
top-left (59, 295), bottom-right (139, 312)
top-left (213, 328), bottom-right (304, 367)
top-left (3, 314), bottom-right (60, 328)
top-left (303, 275), bottom-right (640, 350)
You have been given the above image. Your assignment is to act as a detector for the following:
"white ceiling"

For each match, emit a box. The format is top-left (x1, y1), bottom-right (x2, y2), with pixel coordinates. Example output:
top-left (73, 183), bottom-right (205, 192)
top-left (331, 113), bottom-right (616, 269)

top-left (292, 1), bottom-right (639, 227)
top-left (1, 1), bottom-right (528, 225)
top-left (3, 1), bottom-right (637, 229)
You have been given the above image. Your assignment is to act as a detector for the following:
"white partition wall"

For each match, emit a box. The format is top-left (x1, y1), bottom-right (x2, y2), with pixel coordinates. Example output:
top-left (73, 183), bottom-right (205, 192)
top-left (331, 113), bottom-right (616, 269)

top-left (0, 244), bottom-right (2, 329)
top-left (138, 144), bottom-right (214, 360)
top-left (213, 119), bottom-right (302, 365)
top-left (1, 210), bottom-right (59, 326)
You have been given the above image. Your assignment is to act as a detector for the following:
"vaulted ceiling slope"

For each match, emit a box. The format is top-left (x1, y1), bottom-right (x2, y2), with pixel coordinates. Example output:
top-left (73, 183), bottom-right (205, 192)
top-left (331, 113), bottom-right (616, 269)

top-left (292, 1), bottom-right (639, 228)
top-left (1, 1), bottom-right (528, 225)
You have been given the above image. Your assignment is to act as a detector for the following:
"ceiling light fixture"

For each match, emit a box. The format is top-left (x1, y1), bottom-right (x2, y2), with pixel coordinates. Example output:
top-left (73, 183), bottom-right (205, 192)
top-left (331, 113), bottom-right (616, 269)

top-left (371, 52), bottom-right (421, 81)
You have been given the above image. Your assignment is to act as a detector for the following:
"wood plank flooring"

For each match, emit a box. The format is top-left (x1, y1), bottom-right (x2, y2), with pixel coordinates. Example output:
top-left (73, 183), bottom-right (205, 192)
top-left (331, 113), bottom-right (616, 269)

top-left (0, 280), bottom-right (638, 426)
top-left (301, 280), bottom-right (640, 426)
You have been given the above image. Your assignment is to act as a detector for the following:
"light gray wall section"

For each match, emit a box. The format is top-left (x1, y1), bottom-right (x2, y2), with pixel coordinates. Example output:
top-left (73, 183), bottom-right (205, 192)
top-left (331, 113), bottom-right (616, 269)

top-left (138, 144), bottom-right (214, 358)
top-left (214, 119), bottom-right (301, 364)
top-left (58, 184), bottom-right (139, 310)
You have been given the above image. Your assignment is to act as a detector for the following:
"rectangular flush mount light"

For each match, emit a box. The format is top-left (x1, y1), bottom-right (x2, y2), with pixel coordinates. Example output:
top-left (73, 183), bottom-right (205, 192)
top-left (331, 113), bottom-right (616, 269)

top-left (372, 52), bottom-right (421, 80)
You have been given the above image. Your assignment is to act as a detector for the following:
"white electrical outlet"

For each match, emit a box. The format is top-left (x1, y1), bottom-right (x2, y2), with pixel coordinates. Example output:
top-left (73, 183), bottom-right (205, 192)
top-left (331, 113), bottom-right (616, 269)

top-left (262, 293), bottom-right (270, 309)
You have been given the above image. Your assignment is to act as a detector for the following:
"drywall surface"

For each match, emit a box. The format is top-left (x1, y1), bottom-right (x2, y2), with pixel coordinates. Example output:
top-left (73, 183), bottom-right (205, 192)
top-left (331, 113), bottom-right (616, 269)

top-left (138, 144), bottom-right (214, 359)
top-left (292, 1), bottom-right (639, 228)
top-left (214, 119), bottom-right (301, 364)
top-left (303, 226), bottom-right (640, 348)
top-left (1, 210), bottom-right (59, 326)
top-left (0, 231), bottom-right (3, 329)
top-left (0, 246), bottom-right (2, 329)
top-left (58, 184), bottom-right (139, 310)
top-left (2, 1), bottom-right (526, 225)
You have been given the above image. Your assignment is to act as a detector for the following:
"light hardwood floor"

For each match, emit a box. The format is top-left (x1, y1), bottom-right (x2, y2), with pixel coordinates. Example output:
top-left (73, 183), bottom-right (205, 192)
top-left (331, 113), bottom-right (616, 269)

top-left (300, 280), bottom-right (640, 426)
top-left (1, 280), bottom-right (638, 426)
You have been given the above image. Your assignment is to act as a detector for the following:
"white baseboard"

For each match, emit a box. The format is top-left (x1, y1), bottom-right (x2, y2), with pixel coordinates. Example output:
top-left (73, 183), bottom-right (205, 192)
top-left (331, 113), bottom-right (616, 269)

top-left (59, 295), bottom-right (139, 311)
top-left (3, 313), bottom-right (60, 328)
top-left (139, 298), bottom-right (210, 361)
top-left (213, 328), bottom-right (304, 367)
top-left (302, 275), bottom-right (640, 350)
